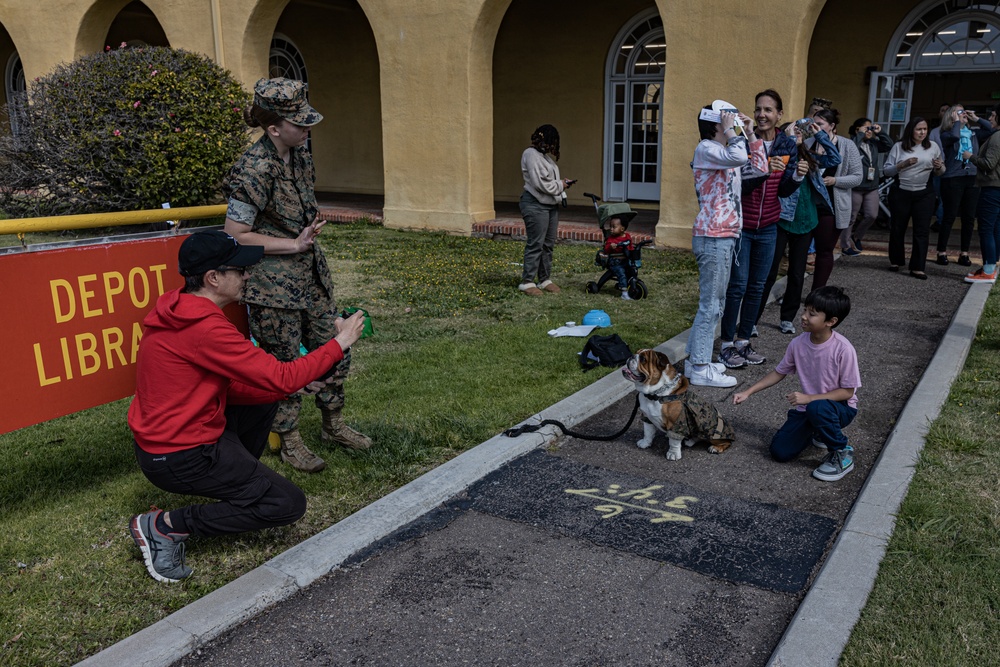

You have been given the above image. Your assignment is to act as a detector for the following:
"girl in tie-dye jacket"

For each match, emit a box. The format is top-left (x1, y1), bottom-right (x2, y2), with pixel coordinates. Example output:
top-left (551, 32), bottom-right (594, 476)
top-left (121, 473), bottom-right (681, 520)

top-left (685, 107), bottom-right (767, 387)
top-left (692, 132), bottom-right (768, 237)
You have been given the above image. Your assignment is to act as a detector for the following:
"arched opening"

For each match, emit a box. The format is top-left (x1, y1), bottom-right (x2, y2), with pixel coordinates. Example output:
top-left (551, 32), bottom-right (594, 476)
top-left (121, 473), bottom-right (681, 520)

top-left (0, 23), bottom-right (21, 136)
top-left (104, 1), bottom-right (169, 49)
top-left (492, 1), bottom-right (660, 208)
top-left (604, 8), bottom-right (663, 202)
top-left (266, 0), bottom-right (383, 197)
top-left (872, 0), bottom-right (1000, 138)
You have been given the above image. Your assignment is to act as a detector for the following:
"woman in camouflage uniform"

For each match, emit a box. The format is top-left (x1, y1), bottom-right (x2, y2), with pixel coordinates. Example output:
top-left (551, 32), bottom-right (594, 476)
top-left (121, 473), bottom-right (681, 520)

top-left (224, 78), bottom-right (370, 473)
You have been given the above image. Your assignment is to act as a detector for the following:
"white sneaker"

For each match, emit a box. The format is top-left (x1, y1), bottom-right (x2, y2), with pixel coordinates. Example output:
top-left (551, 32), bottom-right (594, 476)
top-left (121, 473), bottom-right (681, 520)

top-left (688, 363), bottom-right (738, 388)
top-left (779, 320), bottom-right (795, 334)
top-left (683, 359), bottom-right (726, 378)
top-left (621, 291), bottom-right (632, 301)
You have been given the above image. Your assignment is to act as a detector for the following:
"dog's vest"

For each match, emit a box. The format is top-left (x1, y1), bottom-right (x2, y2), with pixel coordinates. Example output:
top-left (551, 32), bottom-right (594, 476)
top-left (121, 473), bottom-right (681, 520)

top-left (642, 391), bottom-right (735, 443)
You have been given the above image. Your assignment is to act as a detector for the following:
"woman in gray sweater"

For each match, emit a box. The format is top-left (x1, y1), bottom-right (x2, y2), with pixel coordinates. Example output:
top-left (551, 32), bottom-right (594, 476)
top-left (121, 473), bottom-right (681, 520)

top-left (518, 124), bottom-right (574, 296)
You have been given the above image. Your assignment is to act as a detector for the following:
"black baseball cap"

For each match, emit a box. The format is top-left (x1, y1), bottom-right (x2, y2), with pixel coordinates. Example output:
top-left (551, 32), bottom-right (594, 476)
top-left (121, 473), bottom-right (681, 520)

top-left (178, 230), bottom-right (264, 276)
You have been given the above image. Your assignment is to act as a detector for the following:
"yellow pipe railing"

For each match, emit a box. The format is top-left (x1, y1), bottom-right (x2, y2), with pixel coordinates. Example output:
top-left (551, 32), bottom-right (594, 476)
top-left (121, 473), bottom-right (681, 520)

top-left (0, 204), bottom-right (227, 235)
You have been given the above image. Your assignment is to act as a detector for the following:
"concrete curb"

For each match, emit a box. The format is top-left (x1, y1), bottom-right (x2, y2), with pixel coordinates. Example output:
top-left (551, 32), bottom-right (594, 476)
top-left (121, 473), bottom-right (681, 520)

top-left (766, 283), bottom-right (992, 667)
top-left (78, 325), bottom-right (697, 667)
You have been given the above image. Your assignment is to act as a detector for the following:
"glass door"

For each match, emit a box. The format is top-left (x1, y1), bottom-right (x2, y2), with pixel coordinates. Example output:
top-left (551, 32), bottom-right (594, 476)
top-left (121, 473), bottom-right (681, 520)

top-left (605, 11), bottom-right (664, 202)
top-left (867, 72), bottom-right (914, 142)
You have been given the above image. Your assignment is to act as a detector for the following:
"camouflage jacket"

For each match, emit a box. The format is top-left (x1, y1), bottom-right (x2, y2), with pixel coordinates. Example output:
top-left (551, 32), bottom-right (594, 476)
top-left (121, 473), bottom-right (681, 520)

top-left (223, 134), bottom-right (334, 309)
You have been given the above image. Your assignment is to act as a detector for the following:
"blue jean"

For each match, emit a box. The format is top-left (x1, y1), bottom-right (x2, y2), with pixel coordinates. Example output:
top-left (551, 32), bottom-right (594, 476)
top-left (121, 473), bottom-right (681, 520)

top-left (721, 224), bottom-right (777, 341)
top-left (976, 186), bottom-right (1000, 267)
top-left (608, 258), bottom-right (628, 289)
top-left (519, 190), bottom-right (559, 284)
top-left (770, 399), bottom-right (857, 462)
top-left (686, 235), bottom-right (736, 365)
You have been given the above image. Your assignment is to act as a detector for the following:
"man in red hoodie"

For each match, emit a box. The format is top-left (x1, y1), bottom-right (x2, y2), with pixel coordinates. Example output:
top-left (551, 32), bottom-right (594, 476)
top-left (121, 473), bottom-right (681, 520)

top-left (128, 230), bottom-right (366, 583)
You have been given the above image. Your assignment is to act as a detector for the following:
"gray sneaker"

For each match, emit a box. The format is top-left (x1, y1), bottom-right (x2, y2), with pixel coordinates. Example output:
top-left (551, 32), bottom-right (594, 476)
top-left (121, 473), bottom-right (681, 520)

top-left (750, 325), bottom-right (760, 338)
top-left (129, 510), bottom-right (193, 583)
top-left (813, 446), bottom-right (854, 482)
top-left (718, 345), bottom-right (747, 369)
top-left (779, 320), bottom-right (795, 334)
top-left (735, 341), bottom-right (766, 365)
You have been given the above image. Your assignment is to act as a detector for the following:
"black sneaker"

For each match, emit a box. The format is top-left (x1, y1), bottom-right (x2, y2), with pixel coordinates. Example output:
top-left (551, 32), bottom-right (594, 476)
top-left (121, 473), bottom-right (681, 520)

top-left (129, 510), bottom-right (193, 583)
top-left (813, 446), bottom-right (854, 482)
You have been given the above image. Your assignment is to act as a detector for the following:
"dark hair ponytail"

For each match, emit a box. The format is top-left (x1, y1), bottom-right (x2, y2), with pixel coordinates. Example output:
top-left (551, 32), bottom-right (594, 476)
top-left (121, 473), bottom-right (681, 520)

top-left (244, 105), bottom-right (284, 130)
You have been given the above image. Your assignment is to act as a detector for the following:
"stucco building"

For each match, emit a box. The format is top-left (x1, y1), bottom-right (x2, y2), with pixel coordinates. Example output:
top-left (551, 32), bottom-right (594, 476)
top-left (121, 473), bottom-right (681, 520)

top-left (1, 0), bottom-right (997, 246)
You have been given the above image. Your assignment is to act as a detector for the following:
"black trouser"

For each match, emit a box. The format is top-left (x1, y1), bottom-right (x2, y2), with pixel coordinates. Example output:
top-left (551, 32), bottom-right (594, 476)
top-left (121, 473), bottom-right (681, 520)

top-left (888, 185), bottom-right (935, 272)
top-left (133, 403), bottom-right (306, 537)
top-left (757, 224), bottom-right (812, 325)
top-left (936, 174), bottom-right (979, 254)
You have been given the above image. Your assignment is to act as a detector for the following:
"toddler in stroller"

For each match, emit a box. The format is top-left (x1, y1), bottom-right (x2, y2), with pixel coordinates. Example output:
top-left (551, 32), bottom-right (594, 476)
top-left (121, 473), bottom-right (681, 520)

top-left (586, 199), bottom-right (651, 300)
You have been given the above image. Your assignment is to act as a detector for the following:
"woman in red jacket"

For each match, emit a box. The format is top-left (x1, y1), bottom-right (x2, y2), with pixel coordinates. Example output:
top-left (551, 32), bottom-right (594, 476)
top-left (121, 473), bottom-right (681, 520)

top-left (718, 90), bottom-right (797, 369)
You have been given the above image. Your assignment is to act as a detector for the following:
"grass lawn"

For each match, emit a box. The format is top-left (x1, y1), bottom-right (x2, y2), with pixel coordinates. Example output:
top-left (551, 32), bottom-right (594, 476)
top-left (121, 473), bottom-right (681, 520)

top-left (841, 287), bottom-right (1000, 666)
top-left (0, 222), bottom-right (699, 666)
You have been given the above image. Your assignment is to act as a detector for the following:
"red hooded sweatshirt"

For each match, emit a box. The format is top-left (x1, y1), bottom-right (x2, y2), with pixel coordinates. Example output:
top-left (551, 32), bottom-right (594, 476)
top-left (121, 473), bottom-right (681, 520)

top-left (128, 288), bottom-right (345, 455)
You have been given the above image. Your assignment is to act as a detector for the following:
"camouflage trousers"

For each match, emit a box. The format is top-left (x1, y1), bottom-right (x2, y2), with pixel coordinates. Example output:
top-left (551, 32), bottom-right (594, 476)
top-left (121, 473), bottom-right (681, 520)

top-left (248, 287), bottom-right (350, 434)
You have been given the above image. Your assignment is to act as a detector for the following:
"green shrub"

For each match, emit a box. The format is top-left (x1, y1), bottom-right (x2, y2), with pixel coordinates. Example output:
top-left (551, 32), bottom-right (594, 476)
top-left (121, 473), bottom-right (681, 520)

top-left (0, 46), bottom-right (250, 217)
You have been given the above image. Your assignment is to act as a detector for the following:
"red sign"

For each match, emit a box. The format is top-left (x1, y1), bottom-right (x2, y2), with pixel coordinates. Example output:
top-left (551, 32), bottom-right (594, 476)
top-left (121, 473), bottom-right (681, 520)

top-left (0, 233), bottom-right (247, 435)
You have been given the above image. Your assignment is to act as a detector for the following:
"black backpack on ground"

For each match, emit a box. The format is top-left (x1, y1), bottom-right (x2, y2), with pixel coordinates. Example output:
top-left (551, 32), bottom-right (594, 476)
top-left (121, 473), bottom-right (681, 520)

top-left (579, 334), bottom-right (632, 371)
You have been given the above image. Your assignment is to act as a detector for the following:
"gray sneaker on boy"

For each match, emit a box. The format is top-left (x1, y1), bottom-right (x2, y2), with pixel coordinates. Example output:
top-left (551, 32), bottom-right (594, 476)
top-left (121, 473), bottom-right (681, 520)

top-left (129, 509), bottom-right (193, 583)
top-left (813, 445), bottom-right (854, 482)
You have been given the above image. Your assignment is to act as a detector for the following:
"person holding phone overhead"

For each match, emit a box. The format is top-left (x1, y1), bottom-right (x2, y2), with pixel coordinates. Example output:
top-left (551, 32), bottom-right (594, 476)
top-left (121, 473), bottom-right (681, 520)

top-left (935, 104), bottom-right (992, 267)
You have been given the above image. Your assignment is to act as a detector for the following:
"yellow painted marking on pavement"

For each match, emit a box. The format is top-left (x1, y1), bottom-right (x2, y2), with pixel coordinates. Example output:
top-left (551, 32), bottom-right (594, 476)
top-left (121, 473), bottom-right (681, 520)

top-left (565, 486), bottom-right (699, 523)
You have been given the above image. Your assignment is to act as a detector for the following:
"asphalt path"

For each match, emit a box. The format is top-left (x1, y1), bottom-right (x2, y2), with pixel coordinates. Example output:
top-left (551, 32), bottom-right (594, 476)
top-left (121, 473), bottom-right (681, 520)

top-left (172, 253), bottom-right (972, 667)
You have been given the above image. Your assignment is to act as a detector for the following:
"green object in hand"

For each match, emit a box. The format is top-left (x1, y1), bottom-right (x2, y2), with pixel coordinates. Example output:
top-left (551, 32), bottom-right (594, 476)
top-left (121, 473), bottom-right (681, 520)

top-left (342, 307), bottom-right (374, 338)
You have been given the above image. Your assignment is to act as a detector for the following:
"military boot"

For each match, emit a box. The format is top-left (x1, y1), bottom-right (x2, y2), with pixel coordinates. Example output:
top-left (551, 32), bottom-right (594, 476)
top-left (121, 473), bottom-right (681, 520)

top-left (279, 430), bottom-right (326, 472)
top-left (321, 408), bottom-right (372, 450)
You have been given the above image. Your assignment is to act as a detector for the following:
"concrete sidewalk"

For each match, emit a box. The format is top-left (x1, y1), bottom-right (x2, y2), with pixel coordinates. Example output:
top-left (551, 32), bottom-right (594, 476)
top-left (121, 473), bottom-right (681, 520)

top-left (79, 256), bottom-right (989, 667)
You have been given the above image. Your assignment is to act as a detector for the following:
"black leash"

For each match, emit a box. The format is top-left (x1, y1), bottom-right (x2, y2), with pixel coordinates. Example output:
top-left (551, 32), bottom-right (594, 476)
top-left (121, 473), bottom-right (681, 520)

top-left (502, 394), bottom-right (641, 441)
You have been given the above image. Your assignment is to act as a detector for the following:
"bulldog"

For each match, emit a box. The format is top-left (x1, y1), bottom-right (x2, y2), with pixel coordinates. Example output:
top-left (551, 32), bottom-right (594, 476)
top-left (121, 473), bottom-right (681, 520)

top-left (621, 349), bottom-right (735, 460)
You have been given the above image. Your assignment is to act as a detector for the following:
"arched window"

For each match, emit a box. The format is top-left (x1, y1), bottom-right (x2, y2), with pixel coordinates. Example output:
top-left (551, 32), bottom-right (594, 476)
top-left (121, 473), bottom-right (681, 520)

top-left (5, 52), bottom-right (25, 136)
top-left (270, 34), bottom-right (307, 83)
top-left (604, 9), bottom-right (664, 202)
top-left (886, 0), bottom-right (1000, 72)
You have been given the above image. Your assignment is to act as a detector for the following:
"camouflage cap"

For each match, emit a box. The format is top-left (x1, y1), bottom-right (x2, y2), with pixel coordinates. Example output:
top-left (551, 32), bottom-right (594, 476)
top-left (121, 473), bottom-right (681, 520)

top-left (253, 77), bottom-right (323, 127)
top-left (598, 202), bottom-right (638, 227)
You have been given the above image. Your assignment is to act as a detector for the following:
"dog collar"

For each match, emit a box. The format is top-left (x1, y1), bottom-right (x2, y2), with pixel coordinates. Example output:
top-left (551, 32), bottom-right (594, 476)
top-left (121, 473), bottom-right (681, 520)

top-left (644, 392), bottom-right (680, 402)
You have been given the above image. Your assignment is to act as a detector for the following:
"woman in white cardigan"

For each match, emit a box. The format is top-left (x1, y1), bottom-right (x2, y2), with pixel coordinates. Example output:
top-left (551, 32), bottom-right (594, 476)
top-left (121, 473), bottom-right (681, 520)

top-left (811, 108), bottom-right (863, 287)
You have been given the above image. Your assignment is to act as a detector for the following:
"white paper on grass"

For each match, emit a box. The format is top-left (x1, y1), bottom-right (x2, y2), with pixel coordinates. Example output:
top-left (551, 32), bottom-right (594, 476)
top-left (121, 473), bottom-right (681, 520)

top-left (547, 324), bottom-right (599, 338)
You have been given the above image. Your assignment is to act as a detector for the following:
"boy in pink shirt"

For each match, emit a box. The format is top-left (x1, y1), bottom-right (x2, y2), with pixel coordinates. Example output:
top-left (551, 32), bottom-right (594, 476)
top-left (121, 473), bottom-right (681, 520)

top-left (733, 286), bottom-right (861, 481)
